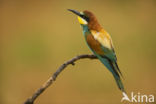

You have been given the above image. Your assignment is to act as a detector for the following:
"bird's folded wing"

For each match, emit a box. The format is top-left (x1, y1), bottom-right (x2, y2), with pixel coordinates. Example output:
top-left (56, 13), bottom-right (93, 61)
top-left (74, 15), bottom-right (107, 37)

top-left (91, 29), bottom-right (117, 61)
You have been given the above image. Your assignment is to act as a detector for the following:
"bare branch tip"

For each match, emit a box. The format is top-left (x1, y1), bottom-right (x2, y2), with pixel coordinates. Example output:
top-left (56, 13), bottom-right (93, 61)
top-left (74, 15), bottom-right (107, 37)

top-left (24, 54), bottom-right (97, 104)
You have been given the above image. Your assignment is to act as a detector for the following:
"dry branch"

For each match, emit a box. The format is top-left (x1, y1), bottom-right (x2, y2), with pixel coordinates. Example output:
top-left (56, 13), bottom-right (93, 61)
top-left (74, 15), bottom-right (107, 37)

top-left (24, 54), bottom-right (97, 104)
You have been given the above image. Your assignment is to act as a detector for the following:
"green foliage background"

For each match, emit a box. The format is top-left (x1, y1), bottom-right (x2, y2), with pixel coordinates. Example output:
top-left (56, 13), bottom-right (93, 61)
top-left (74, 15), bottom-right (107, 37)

top-left (1, 0), bottom-right (156, 104)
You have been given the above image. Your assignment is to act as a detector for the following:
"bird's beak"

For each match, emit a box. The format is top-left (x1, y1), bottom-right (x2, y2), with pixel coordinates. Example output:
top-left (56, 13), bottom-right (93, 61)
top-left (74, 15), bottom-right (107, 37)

top-left (68, 9), bottom-right (89, 25)
top-left (68, 9), bottom-right (82, 17)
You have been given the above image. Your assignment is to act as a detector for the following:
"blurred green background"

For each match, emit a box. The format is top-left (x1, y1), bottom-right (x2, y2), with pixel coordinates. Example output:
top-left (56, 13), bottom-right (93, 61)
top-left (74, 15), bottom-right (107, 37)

top-left (1, 0), bottom-right (156, 104)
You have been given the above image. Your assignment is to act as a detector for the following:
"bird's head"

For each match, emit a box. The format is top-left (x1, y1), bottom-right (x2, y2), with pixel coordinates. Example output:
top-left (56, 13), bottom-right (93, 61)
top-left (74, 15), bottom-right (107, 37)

top-left (68, 9), bottom-right (102, 31)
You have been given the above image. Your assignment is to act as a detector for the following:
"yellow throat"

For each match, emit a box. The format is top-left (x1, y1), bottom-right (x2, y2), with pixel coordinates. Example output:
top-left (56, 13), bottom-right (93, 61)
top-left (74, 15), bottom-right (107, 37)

top-left (77, 16), bottom-right (88, 25)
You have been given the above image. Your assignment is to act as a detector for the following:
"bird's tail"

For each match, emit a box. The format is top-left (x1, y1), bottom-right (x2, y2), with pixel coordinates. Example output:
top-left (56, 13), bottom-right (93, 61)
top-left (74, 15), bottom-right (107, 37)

top-left (98, 56), bottom-right (125, 92)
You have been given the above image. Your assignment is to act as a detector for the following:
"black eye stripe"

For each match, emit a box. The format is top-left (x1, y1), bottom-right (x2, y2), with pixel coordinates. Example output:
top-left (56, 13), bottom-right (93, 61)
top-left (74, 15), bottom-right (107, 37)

top-left (80, 15), bottom-right (89, 22)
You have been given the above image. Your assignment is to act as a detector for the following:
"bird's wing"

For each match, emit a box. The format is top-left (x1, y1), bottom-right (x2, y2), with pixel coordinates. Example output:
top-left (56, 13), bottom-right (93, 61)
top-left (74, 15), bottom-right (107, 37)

top-left (91, 29), bottom-right (117, 61)
top-left (88, 30), bottom-right (124, 92)
top-left (90, 29), bottom-right (123, 76)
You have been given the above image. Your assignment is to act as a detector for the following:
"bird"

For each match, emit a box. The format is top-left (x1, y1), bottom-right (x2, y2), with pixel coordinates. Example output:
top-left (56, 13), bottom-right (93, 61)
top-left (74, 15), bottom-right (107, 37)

top-left (68, 9), bottom-right (126, 94)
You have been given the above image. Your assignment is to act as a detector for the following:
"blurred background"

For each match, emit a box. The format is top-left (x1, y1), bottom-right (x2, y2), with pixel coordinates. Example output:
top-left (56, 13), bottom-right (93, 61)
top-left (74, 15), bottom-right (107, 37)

top-left (1, 0), bottom-right (156, 104)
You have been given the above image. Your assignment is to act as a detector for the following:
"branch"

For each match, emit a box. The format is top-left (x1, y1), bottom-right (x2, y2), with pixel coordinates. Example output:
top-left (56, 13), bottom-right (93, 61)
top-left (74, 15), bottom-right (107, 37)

top-left (24, 54), bottom-right (97, 104)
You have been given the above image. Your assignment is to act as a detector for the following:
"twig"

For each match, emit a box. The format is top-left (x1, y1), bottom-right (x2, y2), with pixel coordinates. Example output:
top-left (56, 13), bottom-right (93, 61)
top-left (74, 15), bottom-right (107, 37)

top-left (24, 54), bottom-right (97, 104)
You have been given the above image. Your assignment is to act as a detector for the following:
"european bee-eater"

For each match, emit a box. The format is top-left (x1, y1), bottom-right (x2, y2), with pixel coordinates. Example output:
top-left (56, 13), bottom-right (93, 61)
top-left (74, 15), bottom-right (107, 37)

top-left (68, 9), bottom-right (126, 95)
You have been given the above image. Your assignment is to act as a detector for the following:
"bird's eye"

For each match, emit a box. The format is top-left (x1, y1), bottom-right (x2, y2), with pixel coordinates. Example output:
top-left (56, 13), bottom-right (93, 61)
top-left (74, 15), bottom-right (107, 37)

top-left (80, 15), bottom-right (89, 22)
top-left (84, 16), bottom-right (89, 22)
